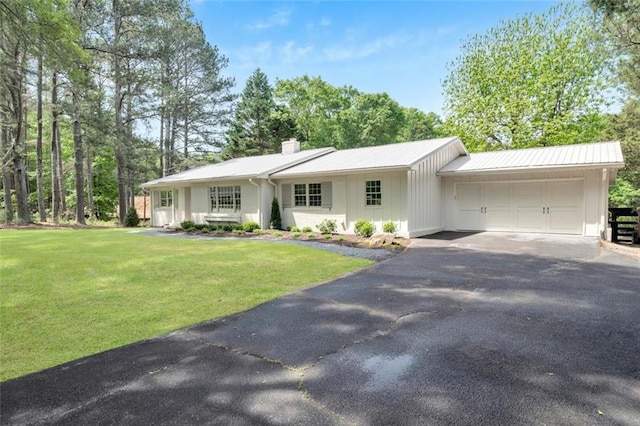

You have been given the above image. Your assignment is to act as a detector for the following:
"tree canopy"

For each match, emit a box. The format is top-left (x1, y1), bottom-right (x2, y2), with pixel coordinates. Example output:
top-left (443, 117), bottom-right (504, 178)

top-left (443, 2), bottom-right (610, 152)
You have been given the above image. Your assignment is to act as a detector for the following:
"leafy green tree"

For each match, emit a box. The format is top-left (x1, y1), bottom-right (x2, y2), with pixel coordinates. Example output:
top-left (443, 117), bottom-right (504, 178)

top-left (397, 109), bottom-right (444, 142)
top-left (337, 92), bottom-right (405, 148)
top-left (443, 2), bottom-right (610, 151)
top-left (274, 75), bottom-right (350, 148)
top-left (591, 0), bottom-right (640, 207)
top-left (224, 69), bottom-right (289, 158)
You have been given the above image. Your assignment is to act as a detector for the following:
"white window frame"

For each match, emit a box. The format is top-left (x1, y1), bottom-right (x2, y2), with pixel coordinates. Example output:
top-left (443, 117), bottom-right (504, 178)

top-left (365, 180), bottom-right (382, 207)
top-left (210, 185), bottom-right (241, 212)
top-left (157, 190), bottom-right (172, 207)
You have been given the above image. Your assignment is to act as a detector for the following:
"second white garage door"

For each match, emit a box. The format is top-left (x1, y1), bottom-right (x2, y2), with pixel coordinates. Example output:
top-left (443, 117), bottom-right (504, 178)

top-left (455, 179), bottom-right (584, 235)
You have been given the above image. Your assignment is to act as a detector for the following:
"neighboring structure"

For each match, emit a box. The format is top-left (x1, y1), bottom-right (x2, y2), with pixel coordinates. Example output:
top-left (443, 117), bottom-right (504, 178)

top-left (134, 196), bottom-right (151, 221)
top-left (142, 137), bottom-right (624, 238)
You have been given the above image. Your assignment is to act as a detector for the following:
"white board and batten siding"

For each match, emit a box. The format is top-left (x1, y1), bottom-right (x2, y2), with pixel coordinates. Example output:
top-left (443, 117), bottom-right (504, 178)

top-left (278, 172), bottom-right (409, 236)
top-left (407, 143), bottom-right (463, 237)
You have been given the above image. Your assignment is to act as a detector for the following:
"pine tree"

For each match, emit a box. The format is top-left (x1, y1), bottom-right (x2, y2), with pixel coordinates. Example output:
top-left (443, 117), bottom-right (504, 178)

top-left (270, 197), bottom-right (282, 230)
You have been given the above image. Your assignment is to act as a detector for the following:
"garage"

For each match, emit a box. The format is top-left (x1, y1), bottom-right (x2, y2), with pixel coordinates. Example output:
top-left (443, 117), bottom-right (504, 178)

top-left (439, 142), bottom-right (624, 237)
top-left (455, 179), bottom-right (584, 234)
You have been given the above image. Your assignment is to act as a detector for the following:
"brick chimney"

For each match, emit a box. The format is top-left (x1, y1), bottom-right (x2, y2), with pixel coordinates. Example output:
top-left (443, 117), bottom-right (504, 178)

top-left (281, 138), bottom-right (300, 155)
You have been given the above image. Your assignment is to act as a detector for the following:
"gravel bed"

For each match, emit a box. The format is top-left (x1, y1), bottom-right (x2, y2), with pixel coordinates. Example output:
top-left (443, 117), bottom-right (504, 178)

top-left (132, 229), bottom-right (399, 261)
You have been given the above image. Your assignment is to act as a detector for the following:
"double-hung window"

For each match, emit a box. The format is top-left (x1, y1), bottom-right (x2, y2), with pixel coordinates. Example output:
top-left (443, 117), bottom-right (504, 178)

top-left (283, 182), bottom-right (332, 209)
top-left (365, 180), bottom-right (382, 206)
top-left (210, 186), bottom-right (241, 211)
top-left (157, 190), bottom-right (172, 207)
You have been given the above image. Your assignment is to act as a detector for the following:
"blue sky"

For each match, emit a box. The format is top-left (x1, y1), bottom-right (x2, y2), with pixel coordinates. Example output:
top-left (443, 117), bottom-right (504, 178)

top-left (190, 1), bottom-right (563, 116)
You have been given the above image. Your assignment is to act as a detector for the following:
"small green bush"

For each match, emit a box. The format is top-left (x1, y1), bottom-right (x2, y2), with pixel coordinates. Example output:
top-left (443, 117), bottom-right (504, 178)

top-left (307, 232), bottom-right (316, 238)
top-left (180, 220), bottom-right (196, 230)
top-left (273, 231), bottom-right (283, 237)
top-left (124, 207), bottom-right (140, 227)
top-left (291, 232), bottom-right (301, 238)
top-left (354, 219), bottom-right (375, 237)
top-left (382, 221), bottom-right (397, 233)
top-left (232, 224), bottom-right (243, 231)
top-left (317, 219), bottom-right (337, 234)
top-left (215, 229), bottom-right (225, 234)
top-left (194, 223), bottom-right (208, 230)
top-left (290, 226), bottom-right (300, 233)
top-left (338, 237), bottom-right (345, 242)
top-left (242, 221), bottom-right (260, 232)
top-left (222, 224), bottom-right (233, 232)
top-left (254, 229), bottom-right (265, 235)
top-left (232, 229), bottom-right (246, 235)
top-left (201, 226), bottom-right (210, 233)
top-left (302, 226), bottom-right (313, 233)
top-left (323, 234), bottom-right (332, 240)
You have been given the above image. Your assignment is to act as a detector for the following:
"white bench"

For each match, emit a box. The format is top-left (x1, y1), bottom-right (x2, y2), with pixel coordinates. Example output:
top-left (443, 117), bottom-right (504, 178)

top-left (204, 214), bottom-right (241, 224)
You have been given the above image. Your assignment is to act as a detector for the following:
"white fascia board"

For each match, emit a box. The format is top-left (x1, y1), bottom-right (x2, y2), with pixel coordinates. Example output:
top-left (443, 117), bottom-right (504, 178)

top-left (141, 175), bottom-right (257, 188)
top-left (271, 165), bottom-right (410, 180)
top-left (436, 162), bottom-right (625, 176)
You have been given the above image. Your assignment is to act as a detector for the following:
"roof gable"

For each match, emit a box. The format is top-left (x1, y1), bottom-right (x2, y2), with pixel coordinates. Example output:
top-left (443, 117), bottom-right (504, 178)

top-left (438, 141), bottom-right (624, 175)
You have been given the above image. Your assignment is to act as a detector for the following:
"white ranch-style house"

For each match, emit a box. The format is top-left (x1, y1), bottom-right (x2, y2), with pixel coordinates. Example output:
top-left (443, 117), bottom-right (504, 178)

top-left (142, 137), bottom-right (624, 239)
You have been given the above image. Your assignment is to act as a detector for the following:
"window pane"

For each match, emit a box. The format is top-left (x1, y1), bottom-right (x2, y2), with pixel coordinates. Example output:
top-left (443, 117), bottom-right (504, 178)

top-left (309, 183), bottom-right (321, 207)
top-left (218, 186), bottom-right (234, 209)
top-left (234, 186), bottom-right (241, 211)
top-left (294, 184), bottom-right (307, 207)
top-left (365, 180), bottom-right (382, 206)
top-left (209, 187), bottom-right (217, 211)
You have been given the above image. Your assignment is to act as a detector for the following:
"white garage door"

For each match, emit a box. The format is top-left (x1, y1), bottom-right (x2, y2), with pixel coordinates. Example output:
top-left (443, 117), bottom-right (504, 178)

top-left (456, 180), bottom-right (584, 235)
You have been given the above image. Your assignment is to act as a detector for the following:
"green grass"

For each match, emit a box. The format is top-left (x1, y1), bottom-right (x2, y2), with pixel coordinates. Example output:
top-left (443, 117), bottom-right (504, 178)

top-left (0, 229), bottom-right (371, 381)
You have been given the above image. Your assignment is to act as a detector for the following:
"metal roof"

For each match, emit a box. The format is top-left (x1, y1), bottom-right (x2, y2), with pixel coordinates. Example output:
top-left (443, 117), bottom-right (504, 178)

top-left (437, 141), bottom-right (624, 175)
top-left (142, 147), bottom-right (335, 188)
top-left (271, 137), bottom-right (466, 177)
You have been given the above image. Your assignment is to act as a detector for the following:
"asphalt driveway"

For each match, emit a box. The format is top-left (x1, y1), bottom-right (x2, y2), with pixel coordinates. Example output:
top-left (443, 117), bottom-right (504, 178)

top-left (2, 233), bottom-right (639, 425)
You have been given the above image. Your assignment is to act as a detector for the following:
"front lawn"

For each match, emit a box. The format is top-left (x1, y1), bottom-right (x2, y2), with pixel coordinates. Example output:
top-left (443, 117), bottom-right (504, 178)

top-left (0, 229), bottom-right (371, 381)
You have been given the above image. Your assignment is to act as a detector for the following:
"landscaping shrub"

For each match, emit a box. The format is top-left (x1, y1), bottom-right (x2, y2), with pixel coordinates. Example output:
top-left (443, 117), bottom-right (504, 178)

top-left (200, 226), bottom-right (210, 233)
top-left (307, 232), bottom-right (316, 238)
top-left (323, 234), bottom-right (332, 240)
top-left (291, 232), bottom-right (301, 238)
top-left (354, 219), bottom-right (375, 237)
top-left (290, 226), bottom-right (301, 233)
top-left (180, 220), bottom-right (196, 230)
top-left (302, 226), bottom-right (313, 233)
top-left (194, 223), bottom-right (208, 230)
top-left (232, 229), bottom-right (246, 235)
top-left (242, 221), bottom-right (260, 232)
top-left (317, 219), bottom-right (337, 234)
top-left (382, 221), bottom-right (397, 233)
top-left (124, 207), bottom-right (140, 227)
top-left (222, 224), bottom-right (233, 232)
top-left (270, 197), bottom-right (282, 229)
top-left (273, 231), bottom-right (283, 237)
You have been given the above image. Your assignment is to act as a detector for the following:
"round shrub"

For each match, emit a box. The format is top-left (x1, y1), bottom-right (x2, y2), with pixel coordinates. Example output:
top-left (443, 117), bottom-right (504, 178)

top-left (242, 221), bottom-right (260, 232)
top-left (124, 206), bottom-right (140, 227)
top-left (317, 219), bottom-right (337, 234)
top-left (302, 226), bottom-right (313, 233)
top-left (382, 221), bottom-right (397, 234)
top-left (354, 219), bottom-right (375, 237)
top-left (290, 226), bottom-right (301, 233)
top-left (180, 220), bottom-right (196, 230)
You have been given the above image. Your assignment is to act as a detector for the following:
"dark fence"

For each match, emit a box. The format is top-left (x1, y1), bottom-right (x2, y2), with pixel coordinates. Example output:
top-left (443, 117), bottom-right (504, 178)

top-left (609, 207), bottom-right (639, 244)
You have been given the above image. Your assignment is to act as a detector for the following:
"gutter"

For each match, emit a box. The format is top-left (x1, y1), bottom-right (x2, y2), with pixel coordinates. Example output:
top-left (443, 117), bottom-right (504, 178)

top-left (436, 162), bottom-right (625, 176)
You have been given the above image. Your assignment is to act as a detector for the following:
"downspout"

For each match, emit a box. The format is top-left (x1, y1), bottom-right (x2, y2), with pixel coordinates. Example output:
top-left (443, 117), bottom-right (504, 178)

top-left (267, 178), bottom-right (278, 230)
top-left (249, 179), bottom-right (261, 228)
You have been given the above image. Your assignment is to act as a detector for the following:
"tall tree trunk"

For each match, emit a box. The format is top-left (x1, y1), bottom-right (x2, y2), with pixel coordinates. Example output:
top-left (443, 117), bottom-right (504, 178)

top-left (13, 56), bottom-right (31, 223)
top-left (36, 43), bottom-right (46, 221)
top-left (1, 110), bottom-right (14, 223)
top-left (51, 71), bottom-right (61, 222)
top-left (73, 89), bottom-right (86, 225)
top-left (85, 138), bottom-right (94, 218)
top-left (113, 0), bottom-right (127, 225)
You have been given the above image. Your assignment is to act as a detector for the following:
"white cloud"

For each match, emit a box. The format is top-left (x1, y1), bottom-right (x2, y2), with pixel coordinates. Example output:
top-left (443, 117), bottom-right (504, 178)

top-left (249, 8), bottom-right (292, 30)
top-left (281, 41), bottom-right (314, 64)
top-left (322, 33), bottom-right (411, 62)
top-left (236, 41), bottom-right (273, 69)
